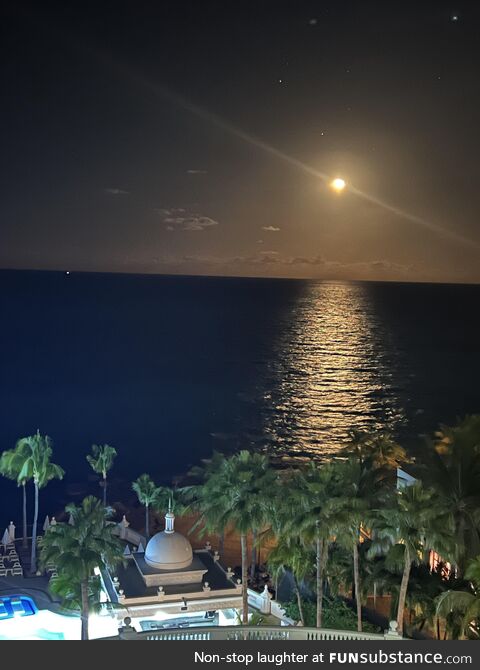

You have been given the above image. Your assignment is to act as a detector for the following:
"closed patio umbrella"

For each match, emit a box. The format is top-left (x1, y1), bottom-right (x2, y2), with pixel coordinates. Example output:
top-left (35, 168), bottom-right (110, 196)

top-left (1, 528), bottom-right (10, 549)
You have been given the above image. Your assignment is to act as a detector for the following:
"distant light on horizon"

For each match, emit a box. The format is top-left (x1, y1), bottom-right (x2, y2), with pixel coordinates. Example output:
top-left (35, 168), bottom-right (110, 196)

top-left (331, 178), bottom-right (346, 193)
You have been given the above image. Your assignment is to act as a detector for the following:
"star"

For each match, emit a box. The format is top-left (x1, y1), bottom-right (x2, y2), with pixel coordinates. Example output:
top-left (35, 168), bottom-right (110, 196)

top-left (451, 14), bottom-right (459, 22)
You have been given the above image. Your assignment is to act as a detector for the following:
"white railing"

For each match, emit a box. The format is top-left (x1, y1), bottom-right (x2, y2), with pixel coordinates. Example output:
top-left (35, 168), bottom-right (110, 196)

top-left (115, 624), bottom-right (402, 641)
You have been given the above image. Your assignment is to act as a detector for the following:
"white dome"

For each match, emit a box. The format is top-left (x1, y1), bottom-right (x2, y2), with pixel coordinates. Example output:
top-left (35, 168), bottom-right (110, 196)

top-left (144, 512), bottom-right (193, 570)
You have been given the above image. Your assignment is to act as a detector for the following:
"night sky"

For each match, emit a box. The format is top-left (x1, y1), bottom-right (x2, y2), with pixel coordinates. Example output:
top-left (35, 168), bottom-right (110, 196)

top-left (1, 1), bottom-right (479, 283)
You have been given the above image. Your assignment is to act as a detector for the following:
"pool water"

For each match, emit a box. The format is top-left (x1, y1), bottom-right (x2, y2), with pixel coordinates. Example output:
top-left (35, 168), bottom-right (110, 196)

top-left (0, 595), bottom-right (38, 620)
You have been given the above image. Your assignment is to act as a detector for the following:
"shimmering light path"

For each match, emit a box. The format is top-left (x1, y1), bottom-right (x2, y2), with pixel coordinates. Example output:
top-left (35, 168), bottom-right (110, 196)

top-left (258, 282), bottom-right (408, 461)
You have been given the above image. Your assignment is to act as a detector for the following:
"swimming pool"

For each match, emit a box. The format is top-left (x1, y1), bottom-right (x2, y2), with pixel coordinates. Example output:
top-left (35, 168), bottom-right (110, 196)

top-left (0, 595), bottom-right (38, 620)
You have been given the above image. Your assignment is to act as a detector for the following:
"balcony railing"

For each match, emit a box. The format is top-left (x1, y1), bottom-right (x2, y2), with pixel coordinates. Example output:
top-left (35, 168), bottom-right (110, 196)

top-left (115, 624), bottom-right (402, 641)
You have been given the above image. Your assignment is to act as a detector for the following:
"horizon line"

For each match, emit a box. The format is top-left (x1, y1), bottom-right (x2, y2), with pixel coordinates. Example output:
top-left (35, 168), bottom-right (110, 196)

top-left (0, 266), bottom-right (479, 288)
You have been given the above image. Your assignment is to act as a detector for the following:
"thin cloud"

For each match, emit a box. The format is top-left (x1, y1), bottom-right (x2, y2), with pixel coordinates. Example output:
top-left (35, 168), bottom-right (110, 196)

top-left (156, 207), bottom-right (186, 216)
top-left (186, 169), bottom-right (208, 175)
top-left (104, 187), bottom-right (130, 195)
top-left (182, 216), bottom-right (219, 231)
top-left (156, 207), bottom-right (219, 231)
top-left (261, 226), bottom-right (281, 232)
top-left (150, 253), bottom-right (412, 275)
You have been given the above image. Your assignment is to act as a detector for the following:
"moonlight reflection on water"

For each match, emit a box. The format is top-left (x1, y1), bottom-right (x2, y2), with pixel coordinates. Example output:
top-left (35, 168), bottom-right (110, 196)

top-left (259, 282), bottom-right (408, 463)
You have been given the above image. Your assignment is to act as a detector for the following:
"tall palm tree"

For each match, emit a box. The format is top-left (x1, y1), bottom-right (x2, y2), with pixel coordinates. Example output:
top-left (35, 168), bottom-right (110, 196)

top-left (195, 450), bottom-right (276, 624)
top-left (422, 416), bottom-right (480, 576)
top-left (16, 430), bottom-right (64, 573)
top-left (333, 431), bottom-right (404, 633)
top-left (132, 474), bottom-right (161, 539)
top-left (40, 496), bottom-right (123, 640)
top-left (0, 442), bottom-right (31, 547)
top-left (267, 535), bottom-right (315, 626)
top-left (436, 556), bottom-right (480, 639)
top-left (290, 462), bottom-right (343, 628)
top-left (332, 458), bottom-right (370, 632)
top-left (86, 444), bottom-right (117, 507)
top-left (368, 482), bottom-right (454, 635)
top-left (187, 451), bottom-right (227, 554)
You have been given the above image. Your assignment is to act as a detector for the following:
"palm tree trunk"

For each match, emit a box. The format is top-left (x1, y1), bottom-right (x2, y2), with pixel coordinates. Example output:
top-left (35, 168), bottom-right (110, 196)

top-left (80, 578), bottom-right (89, 640)
top-left (241, 533), bottom-right (248, 624)
top-left (294, 576), bottom-right (305, 625)
top-left (103, 474), bottom-right (107, 507)
top-left (397, 546), bottom-right (411, 636)
top-left (22, 482), bottom-right (28, 548)
top-left (250, 529), bottom-right (257, 580)
top-left (30, 481), bottom-right (39, 574)
top-left (145, 504), bottom-right (150, 539)
top-left (353, 542), bottom-right (362, 632)
top-left (219, 528), bottom-right (225, 556)
top-left (316, 536), bottom-right (326, 628)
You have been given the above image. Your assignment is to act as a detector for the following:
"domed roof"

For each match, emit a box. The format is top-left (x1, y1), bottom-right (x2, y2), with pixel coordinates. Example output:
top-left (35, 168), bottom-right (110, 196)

top-left (144, 511), bottom-right (193, 571)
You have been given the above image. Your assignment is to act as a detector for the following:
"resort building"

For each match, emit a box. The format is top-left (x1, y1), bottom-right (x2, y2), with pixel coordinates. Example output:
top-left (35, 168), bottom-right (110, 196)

top-left (102, 506), bottom-right (244, 631)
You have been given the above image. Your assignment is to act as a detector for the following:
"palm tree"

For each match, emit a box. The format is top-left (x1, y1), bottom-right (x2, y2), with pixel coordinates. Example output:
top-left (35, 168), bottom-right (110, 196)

top-left (187, 451), bottom-right (227, 554)
top-left (153, 485), bottom-right (188, 516)
top-left (368, 482), bottom-right (454, 635)
top-left (422, 416), bottom-right (480, 576)
top-left (332, 458), bottom-right (370, 632)
top-left (344, 430), bottom-right (409, 479)
top-left (0, 442), bottom-right (31, 548)
top-left (49, 572), bottom-right (103, 618)
top-left (40, 496), bottom-right (123, 640)
top-left (291, 462), bottom-right (343, 628)
top-left (86, 444), bottom-right (117, 507)
top-left (16, 430), bottom-right (64, 573)
top-left (436, 556), bottom-right (480, 639)
top-left (132, 474), bottom-right (161, 539)
top-left (333, 431), bottom-right (404, 633)
top-left (195, 450), bottom-right (276, 624)
top-left (267, 535), bottom-right (315, 626)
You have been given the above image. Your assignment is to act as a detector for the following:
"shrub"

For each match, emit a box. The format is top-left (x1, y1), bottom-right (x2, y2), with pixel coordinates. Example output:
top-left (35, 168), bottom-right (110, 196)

top-left (282, 597), bottom-right (381, 633)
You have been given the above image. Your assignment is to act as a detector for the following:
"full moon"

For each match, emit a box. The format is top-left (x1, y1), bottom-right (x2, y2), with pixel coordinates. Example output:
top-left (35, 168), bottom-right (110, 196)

top-left (331, 178), bottom-right (346, 192)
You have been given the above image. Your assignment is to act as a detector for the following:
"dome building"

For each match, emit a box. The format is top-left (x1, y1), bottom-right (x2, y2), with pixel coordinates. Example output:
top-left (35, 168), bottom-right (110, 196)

top-left (144, 509), bottom-right (193, 571)
top-left (103, 506), bottom-right (243, 629)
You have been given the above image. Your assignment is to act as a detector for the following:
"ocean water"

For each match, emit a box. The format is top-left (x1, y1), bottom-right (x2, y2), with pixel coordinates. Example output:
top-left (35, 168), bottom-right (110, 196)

top-left (0, 270), bottom-right (479, 524)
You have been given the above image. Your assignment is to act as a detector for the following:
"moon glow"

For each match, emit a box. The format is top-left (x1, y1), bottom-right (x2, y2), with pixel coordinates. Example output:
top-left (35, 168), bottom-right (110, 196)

top-left (331, 178), bottom-right (346, 192)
